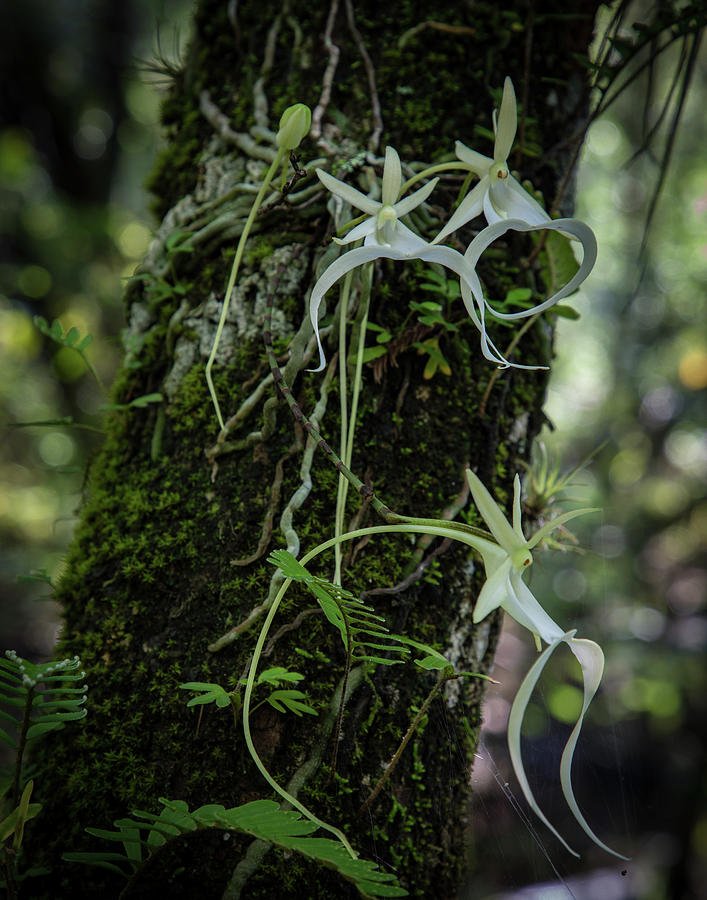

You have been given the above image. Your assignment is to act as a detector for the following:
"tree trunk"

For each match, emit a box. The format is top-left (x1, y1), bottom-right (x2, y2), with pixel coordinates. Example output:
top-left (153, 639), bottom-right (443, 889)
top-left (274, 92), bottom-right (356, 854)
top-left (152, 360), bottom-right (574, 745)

top-left (31, 1), bottom-right (599, 897)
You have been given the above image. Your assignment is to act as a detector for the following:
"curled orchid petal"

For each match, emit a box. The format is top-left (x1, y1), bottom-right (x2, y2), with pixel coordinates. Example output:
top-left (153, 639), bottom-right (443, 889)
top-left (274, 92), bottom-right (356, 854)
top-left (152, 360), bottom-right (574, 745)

top-left (464, 216), bottom-right (598, 320)
top-left (508, 631), bottom-right (582, 857)
top-left (508, 632), bottom-right (629, 860)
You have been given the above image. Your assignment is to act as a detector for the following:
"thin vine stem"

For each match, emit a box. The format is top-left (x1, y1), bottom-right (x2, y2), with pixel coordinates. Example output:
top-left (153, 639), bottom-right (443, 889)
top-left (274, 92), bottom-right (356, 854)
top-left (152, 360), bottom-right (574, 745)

top-left (335, 263), bottom-right (372, 582)
top-left (206, 147), bottom-right (287, 431)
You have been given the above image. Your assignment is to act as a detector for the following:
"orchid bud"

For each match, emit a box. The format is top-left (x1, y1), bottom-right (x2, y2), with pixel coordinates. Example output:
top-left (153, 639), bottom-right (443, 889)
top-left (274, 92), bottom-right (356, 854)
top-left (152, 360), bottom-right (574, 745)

top-left (276, 103), bottom-right (311, 150)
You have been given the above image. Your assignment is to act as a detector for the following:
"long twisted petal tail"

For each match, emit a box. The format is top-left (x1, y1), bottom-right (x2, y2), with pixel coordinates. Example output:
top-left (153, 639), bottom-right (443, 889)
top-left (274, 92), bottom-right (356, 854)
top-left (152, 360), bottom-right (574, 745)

top-left (308, 245), bottom-right (408, 371)
top-left (465, 217), bottom-right (597, 320)
top-left (561, 638), bottom-right (630, 859)
top-left (417, 245), bottom-right (535, 367)
top-left (507, 631), bottom-right (581, 857)
top-left (494, 77), bottom-right (517, 161)
top-left (458, 271), bottom-right (549, 370)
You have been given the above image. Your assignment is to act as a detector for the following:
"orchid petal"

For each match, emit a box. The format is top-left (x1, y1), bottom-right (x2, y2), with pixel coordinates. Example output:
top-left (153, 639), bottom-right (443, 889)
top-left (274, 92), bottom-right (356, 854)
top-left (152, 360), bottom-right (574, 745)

top-left (505, 177), bottom-right (552, 224)
top-left (507, 630), bottom-right (581, 858)
top-left (393, 177), bottom-right (439, 218)
top-left (561, 639), bottom-right (630, 859)
top-left (466, 469), bottom-right (527, 553)
top-left (335, 218), bottom-right (377, 245)
top-left (370, 221), bottom-right (431, 256)
top-left (464, 217), bottom-right (597, 321)
top-left (527, 507), bottom-right (598, 550)
top-left (308, 245), bottom-right (407, 371)
top-left (505, 575), bottom-right (565, 644)
top-left (316, 168), bottom-right (380, 217)
top-left (381, 146), bottom-right (402, 206)
top-left (432, 179), bottom-right (487, 244)
top-left (473, 559), bottom-right (513, 622)
top-left (455, 141), bottom-right (491, 176)
top-left (494, 77), bottom-right (517, 162)
top-left (487, 177), bottom-right (550, 225)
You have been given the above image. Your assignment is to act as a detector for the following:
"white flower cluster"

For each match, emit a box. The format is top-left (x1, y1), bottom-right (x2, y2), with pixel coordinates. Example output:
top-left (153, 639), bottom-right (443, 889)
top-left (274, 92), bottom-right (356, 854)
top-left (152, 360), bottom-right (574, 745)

top-left (310, 77), bottom-right (596, 372)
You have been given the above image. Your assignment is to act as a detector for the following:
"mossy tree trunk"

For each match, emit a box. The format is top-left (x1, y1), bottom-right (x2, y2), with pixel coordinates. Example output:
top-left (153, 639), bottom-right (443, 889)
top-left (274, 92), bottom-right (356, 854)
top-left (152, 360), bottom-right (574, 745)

top-left (32, 2), bottom-right (599, 897)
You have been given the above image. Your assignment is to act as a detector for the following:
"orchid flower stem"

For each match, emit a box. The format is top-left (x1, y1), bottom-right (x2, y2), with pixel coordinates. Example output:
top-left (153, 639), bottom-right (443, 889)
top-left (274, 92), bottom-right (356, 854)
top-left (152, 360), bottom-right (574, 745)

top-left (334, 272), bottom-right (353, 585)
top-left (241, 576), bottom-right (358, 859)
top-left (335, 265), bottom-right (372, 576)
top-left (400, 161), bottom-right (471, 194)
top-left (206, 147), bottom-right (287, 431)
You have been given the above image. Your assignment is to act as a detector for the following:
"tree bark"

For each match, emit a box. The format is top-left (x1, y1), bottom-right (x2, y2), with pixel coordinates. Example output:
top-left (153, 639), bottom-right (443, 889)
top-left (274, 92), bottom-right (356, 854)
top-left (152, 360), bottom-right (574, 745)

top-left (30, 1), bottom-right (599, 897)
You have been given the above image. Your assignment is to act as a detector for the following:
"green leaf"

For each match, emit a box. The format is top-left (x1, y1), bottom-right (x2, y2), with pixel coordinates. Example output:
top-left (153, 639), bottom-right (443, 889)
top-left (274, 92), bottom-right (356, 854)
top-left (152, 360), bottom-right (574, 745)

top-left (541, 230), bottom-right (580, 297)
top-left (256, 667), bottom-right (304, 687)
top-left (0, 728), bottom-right (17, 749)
top-left (266, 690), bottom-right (318, 717)
top-left (267, 549), bottom-right (312, 582)
top-left (551, 305), bottom-right (580, 320)
top-left (64, 327), bottom-right (80, 346)
top-left (99, 393), bottom-right (163, 413)
top-left (25, 722), bottom-right (63, 740)
top-left (504, 287), bottom-right (533, 304)
top-left (361, 346), bottom-right (388, 363)
top-left (62, 852), bottom-right (132, 876)
top-left (179, 682), bottom-right (232, 709)
top-left (67, 798), bottom-right (407, 897)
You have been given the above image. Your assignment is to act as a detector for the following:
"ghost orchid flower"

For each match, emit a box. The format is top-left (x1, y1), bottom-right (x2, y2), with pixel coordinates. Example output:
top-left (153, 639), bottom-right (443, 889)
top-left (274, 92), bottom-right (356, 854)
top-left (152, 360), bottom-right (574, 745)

top-left (464, 469), bottom-right (628, 859)
top-left (316, 146), bottom-right (438, 250)
top-left (309, 147), bottom-right (463, 372)
top-left (434, 78), bottom-right (550, 246)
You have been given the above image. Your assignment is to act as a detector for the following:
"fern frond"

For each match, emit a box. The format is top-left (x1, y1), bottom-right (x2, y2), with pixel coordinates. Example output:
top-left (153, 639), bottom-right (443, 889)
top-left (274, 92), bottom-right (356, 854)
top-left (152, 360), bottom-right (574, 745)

top-left (65, 798), bottom-right (407, 898)
top-left (267, 550), bottom-right (409, 666)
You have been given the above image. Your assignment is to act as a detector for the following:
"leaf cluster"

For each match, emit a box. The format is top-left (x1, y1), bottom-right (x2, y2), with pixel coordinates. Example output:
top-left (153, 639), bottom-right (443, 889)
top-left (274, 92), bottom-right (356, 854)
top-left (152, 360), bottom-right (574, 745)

top-left (180, 666), bottom-right (318, 718)
top-left (0, 652), bottom-right (87, 753)
top-left (64, 798), bottom-right (407, 898)
top-left (268, 550), bottom-right (410, 667)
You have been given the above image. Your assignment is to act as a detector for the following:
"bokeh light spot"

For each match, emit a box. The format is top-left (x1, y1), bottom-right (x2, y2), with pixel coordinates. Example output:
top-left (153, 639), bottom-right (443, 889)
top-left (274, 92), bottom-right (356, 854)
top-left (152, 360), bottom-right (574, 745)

top-left (17, 265), bottom-right (52, 298)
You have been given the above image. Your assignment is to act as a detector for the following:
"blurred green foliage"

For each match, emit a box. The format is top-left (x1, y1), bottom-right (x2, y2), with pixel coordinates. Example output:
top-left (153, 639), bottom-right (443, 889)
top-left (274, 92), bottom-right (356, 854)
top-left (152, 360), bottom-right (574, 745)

top-left (0, 1), bottom-right (191, 656)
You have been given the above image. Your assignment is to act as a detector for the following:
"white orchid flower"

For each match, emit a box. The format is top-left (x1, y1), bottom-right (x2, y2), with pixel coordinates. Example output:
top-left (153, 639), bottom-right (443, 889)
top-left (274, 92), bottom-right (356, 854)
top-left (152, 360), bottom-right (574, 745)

top-left (463, 469), bottom-right (628, 859)
top-left (316, 146), bottom-right (439, 250)
top-left (434, 77), bottom-right (550, 244)
top-left (309, 147), bottom-right (476, 373)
